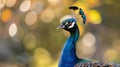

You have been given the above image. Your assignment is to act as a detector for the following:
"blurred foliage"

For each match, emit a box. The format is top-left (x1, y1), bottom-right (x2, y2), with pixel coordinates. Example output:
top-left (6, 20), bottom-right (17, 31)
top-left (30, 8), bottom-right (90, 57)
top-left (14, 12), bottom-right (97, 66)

top-left (0, 0), bottom-right (120, 67)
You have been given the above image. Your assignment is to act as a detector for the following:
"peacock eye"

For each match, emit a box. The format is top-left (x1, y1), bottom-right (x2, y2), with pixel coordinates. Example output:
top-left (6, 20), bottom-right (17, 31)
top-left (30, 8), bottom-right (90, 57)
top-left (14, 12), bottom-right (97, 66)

top-left (65, 21), bottom-right (71, 27)
top-left (68, 21), bottom-right (70, 23)
top-left (68, 22), bottom-right (72, 26)
top-left (68, 20), bottom-right (72, 23)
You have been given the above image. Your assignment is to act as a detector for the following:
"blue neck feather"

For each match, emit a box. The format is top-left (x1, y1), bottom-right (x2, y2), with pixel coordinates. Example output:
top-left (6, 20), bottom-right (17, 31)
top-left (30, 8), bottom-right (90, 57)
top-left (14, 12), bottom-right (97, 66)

top-left (58, 26), bottom-right (80, 67)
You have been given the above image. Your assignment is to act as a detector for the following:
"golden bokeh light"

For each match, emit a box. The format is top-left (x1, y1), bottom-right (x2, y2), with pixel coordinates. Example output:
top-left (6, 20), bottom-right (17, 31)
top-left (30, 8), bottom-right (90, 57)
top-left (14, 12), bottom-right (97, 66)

top-left (78, 32), bottom-right (96, 58)
top-left (25, 11), bottom-right (37, 26)
top-left (87, 0), bottom-right (101, 7)
top-left (104, 49), bottom-right (118, 62)
top-left (76, 33), bottom-right (96, 58)
top-left (50, 60), bottom-right (59, 67)
top-left (30, 1), bottom-right (43, 14)
top-left (48, 0), bottom-right (60, 6)
top-left (9, 23), bottom-right (17, 37)
top-left (88, 9), bottom-right (102, 24)
top-left (6, 0), bottom-right (16, 7)
top-left (32, 48), bottom-right (52, 67)
top-left (76, 40), bottom-right (96, 58)
top-left (19, 0), bottom-right (31, 12)
top-left (0, 0), bottom-right (6, 9)
top-left (23, 33), bottom-right (37, 50)
top-left (40, 8), bottom-right (55, 23)
top-left (1, 8), bottom-right (12, 23)
top-left (54, 7), bottom-right (63, 17)
top-left (82, 32), bottom-right (96, 47)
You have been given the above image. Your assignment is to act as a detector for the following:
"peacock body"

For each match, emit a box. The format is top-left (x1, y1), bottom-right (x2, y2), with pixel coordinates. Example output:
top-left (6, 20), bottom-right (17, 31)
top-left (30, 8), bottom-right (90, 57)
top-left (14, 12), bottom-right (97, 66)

top-left (57, 6), bottom-right (119, 67)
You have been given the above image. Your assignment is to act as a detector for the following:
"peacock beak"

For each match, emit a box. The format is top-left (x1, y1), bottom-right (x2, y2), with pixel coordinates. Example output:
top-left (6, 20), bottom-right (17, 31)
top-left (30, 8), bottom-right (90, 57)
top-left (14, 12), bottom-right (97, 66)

top-left (57, 24), bottom-right (65, 29)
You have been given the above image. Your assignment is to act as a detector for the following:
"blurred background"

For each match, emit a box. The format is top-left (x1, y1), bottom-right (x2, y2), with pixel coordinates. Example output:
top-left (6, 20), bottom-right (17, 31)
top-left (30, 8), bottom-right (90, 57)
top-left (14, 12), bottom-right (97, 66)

top-left (0, 0), bottom-right (120, 67)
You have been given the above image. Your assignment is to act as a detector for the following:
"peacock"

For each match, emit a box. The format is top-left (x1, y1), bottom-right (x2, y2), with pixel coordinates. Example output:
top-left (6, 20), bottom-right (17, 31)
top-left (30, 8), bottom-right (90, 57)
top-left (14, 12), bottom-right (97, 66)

top-left (57, 6), bottom-right (120, 67)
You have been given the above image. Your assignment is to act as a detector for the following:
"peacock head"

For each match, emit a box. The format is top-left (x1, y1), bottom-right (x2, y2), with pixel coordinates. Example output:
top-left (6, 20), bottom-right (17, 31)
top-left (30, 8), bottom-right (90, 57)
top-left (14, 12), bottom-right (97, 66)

top-left (57, 6), bottom-right (86, 33)
top-left (57, 17), bottom-right (78, 33)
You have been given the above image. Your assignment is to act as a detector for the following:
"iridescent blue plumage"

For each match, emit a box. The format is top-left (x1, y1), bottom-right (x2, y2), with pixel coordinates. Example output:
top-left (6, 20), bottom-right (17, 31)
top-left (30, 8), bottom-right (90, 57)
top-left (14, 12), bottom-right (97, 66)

top-left (57, 17), bottom-right (89, 67)
top-left (58, 19), bottom-right (79, 67)
top-left (57, 7), bottom-right (89, 67)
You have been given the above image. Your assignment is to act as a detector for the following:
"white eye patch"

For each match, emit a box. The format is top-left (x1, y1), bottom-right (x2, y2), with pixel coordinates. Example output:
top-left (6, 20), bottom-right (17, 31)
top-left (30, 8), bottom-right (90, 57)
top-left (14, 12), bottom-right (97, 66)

top-left (65, 22), bottom-right (68, 25)
top-left (68, 22), bottom-right (75, 28)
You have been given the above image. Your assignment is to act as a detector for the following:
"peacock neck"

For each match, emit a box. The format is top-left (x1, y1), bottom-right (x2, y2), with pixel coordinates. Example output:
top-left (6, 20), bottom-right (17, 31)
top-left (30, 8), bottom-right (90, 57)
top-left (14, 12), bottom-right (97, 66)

top-left (58, 28), bottom-right (80, 67)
